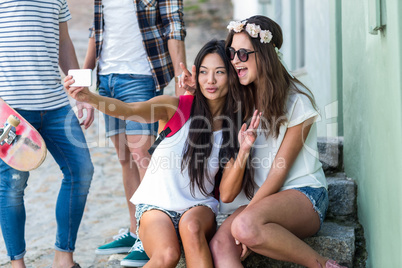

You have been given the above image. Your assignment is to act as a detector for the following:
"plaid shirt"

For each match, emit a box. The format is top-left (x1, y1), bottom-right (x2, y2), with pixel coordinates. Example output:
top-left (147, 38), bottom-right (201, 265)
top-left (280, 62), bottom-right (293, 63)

top-left (91, 0), bottom-right (186, 91)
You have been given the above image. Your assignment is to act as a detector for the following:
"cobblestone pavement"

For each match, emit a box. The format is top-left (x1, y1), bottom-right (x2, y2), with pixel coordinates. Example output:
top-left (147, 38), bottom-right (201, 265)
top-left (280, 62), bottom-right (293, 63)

top-left (0, 0), bottom-right (230, 267)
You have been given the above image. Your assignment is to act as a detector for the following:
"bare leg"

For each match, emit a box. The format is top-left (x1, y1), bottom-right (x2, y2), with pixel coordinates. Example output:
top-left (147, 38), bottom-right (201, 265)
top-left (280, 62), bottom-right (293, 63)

top-left (52, 251), bottom-right (74, 268)
top-left (209, 206), bottom-right (246, 268)
top-left (178, 206), bottom-right (216, 268)
top-left (11, 259), bottom-right (25, 268)
top-left (139, 210), bottom-right (181, 268)
top-left (231, 190), bottom-right (328, 268)
top-left (110, 133), bottom-right (154, 233)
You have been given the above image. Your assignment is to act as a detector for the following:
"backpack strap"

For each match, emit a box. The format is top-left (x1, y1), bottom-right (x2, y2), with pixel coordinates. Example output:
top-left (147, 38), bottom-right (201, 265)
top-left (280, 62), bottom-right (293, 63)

top-left (148, 95), bottom-right (194, 155)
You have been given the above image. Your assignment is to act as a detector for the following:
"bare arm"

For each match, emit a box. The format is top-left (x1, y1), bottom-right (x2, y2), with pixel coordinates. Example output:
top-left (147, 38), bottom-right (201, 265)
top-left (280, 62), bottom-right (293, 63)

top-left (59, 21), bottom-right (94, 128)
top-left (59, 22), bottom-right (79, 75)
top-left (168, 35), bottom-right (186, 96)
top-left (83, 37), bottom-right (96, 70)
top-left (219, 150), bottom-right (251, 203)
top-left (219, 111), bottom-right (260, 203)
top-left (247, 118), bottom-right (315, 207)
top-left (64, 76), bottom-right (178, 124)
top-left (160, 0), bottom-right (187, 96)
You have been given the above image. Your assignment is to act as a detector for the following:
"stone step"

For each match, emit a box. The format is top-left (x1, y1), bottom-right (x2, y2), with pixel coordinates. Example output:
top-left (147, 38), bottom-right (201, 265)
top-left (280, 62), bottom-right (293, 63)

top-left (98, 222), bottom-right (355, 268)
top-left (318, 136), bottom-right (344, 174)
top-left (327, 173), bottom-right (357, 220)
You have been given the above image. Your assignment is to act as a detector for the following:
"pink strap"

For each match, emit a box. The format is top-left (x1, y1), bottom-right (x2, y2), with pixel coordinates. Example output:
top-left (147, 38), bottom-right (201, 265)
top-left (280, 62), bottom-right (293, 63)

top-left (164, 95), bottom-right (194, 137)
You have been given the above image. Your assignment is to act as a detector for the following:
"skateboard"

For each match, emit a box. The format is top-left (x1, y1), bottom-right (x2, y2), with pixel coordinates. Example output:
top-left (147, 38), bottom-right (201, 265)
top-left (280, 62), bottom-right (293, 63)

top-left (0, 98), bottom-right (47, 171)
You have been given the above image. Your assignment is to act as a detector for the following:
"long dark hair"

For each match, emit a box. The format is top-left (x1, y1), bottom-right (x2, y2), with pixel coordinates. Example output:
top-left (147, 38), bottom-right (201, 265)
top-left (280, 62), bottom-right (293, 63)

top-left (181, 39), bottom-right (256, 199)
top-left (226, 15), bottom-right (317, 138)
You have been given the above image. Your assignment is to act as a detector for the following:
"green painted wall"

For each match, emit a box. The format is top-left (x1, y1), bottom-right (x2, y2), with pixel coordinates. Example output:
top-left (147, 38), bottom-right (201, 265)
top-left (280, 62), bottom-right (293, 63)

top-left (329, 0), bottom-right (343, 136)
top-left (341, 0), bottom-right (402, 267)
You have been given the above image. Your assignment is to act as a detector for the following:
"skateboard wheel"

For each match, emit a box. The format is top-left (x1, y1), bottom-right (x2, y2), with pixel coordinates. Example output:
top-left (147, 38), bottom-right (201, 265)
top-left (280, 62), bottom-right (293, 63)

top-left (7, 115), bottom-right (20, 127)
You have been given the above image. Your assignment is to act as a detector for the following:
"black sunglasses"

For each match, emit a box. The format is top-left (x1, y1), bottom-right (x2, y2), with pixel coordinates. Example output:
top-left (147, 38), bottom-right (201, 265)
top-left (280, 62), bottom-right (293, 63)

top-left (227, 47), bottom-right (257, 62)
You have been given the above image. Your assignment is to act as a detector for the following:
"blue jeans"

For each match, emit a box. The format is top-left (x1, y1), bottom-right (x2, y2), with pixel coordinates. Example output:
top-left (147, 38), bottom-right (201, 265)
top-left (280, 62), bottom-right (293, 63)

top-left (0, 105), bottom-right (94, 260)
top-left (98, 74), bottom-right (161, 138)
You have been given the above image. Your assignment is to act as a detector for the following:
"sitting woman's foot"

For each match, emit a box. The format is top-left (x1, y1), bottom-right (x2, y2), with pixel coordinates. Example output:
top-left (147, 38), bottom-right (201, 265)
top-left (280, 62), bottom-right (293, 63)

top-left (318, 259), bottom-right (347, 268)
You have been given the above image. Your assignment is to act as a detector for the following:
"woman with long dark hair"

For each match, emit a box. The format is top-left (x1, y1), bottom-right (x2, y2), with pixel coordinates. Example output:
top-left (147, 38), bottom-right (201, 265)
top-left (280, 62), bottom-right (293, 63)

top-left (179, 15), bottom-right (346, 268)
top-left (65, 39), bottom-right (259, 268)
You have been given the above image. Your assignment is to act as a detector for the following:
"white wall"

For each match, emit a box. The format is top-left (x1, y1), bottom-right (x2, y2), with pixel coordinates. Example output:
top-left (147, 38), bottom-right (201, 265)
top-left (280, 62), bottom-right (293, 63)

top-left (231, 0), bottom-right (272, 20)
top-left (278, 0), bottom-right (334, 137)
top-left (299, 0), bottom-right (335, 137)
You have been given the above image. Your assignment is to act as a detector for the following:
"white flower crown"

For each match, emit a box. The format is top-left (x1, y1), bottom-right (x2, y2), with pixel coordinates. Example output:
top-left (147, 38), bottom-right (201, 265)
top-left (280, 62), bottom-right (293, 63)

top-left (227, 20), bottom-right (273, 44)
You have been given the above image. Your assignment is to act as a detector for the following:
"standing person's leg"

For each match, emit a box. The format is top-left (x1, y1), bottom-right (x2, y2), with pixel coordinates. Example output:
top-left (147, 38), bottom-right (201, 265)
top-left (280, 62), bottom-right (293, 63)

top-left (0, 110), bottom-right (44, 268)
top-left (209, 206), bottom-right (246, 268)
top-left (231, 188), bottom-right (331, 268)
top-left (178, 206), bottom-right (216, 268)
top-left (95, 74), bottom-right (159, 257)
top-left (39, 105), bottom-right (94, 267)
top-left (0, 162), bottom-right (29, 268)
top-left (112, 133), bottom-right (153, 233)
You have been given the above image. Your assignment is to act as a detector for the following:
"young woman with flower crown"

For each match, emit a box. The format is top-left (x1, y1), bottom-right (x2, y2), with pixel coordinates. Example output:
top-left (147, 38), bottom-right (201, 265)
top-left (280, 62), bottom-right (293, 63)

top-left (179, 16), bottom-right (346, 268)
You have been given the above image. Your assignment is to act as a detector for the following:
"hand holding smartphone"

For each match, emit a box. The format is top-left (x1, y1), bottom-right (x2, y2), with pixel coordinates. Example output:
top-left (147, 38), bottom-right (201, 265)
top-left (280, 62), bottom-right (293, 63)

top-left (68, 69), bottom-right (92, 87)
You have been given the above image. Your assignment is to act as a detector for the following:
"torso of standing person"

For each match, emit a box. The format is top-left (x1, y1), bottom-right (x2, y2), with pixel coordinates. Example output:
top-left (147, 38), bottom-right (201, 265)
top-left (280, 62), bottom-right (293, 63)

top-left (92, 0), bottom-right (186, 91)
top-left (0, 0), bottom-right (71, 111)
top-left (98, 0), bottom-right (152, 76)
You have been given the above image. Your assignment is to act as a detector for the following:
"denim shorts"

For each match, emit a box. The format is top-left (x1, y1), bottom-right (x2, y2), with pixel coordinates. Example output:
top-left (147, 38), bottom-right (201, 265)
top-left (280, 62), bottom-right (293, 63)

top-left (98, 73), bottom-right (162, 137)
top-left (292, 186), bottom-right (329, 228)
top-left (135, 203), bottom-right (214, 239)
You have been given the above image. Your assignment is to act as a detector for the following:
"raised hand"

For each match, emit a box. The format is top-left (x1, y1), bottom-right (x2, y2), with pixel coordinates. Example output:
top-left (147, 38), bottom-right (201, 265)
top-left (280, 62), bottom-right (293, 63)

top-left (64, 75), bottom-right (93, 103)
top-left (178, 62), bottom-right (196, 94)
top-left (238, 110), bottom-right (261, 152)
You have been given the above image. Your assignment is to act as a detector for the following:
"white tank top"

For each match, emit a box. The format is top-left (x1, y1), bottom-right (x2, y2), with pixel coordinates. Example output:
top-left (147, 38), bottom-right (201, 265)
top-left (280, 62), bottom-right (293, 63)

top-left (98, 0), bottom-right (152, 75)
top-left (131, 120), bottom-right (222, 214)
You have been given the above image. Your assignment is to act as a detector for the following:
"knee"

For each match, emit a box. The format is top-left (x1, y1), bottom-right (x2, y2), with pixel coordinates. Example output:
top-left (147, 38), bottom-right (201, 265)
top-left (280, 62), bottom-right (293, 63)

top-left (62, 161), bottom-right (93, 193)
top-left (0, 173), bottom-right (28, 209)
top-left (130, 147), bottom-right (151, 169)
top-left (209, 232), bottom-right (232, 257)
top-left (231, 213), bottom-right (261, 247)
top-left (0, 171), bottom-right (28, 197)
top-left (180, 218), bottom-right (204, 239)
top-left (153, 246), bottom-right (181, 267)
top-left (80, 151), bottom-right (94, 174)
top-left (118, 147), bottom-right (150, 170)
top-left (80, 161), bottom-right (94, 181)
top-left (86, 161), bottom-right (94, 178)
top-left (63, 155), bottom-right (94, 180)
top-left (74, 162), bottom-right (94, 185)
top-left (117, 154), bottom-right (131, 168)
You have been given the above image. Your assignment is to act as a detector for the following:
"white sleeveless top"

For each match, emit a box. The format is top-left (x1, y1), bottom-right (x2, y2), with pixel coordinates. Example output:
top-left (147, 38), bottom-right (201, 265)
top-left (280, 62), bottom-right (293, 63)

top-left (220, 89), bottom-right (327, 214)
top-left (131, 119), bottom-right (222, 214)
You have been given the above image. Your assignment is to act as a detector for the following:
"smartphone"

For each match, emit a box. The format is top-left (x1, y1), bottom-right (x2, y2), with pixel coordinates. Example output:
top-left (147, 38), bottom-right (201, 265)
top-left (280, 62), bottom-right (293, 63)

top-left (68, 69), bottom-right (92, 87)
